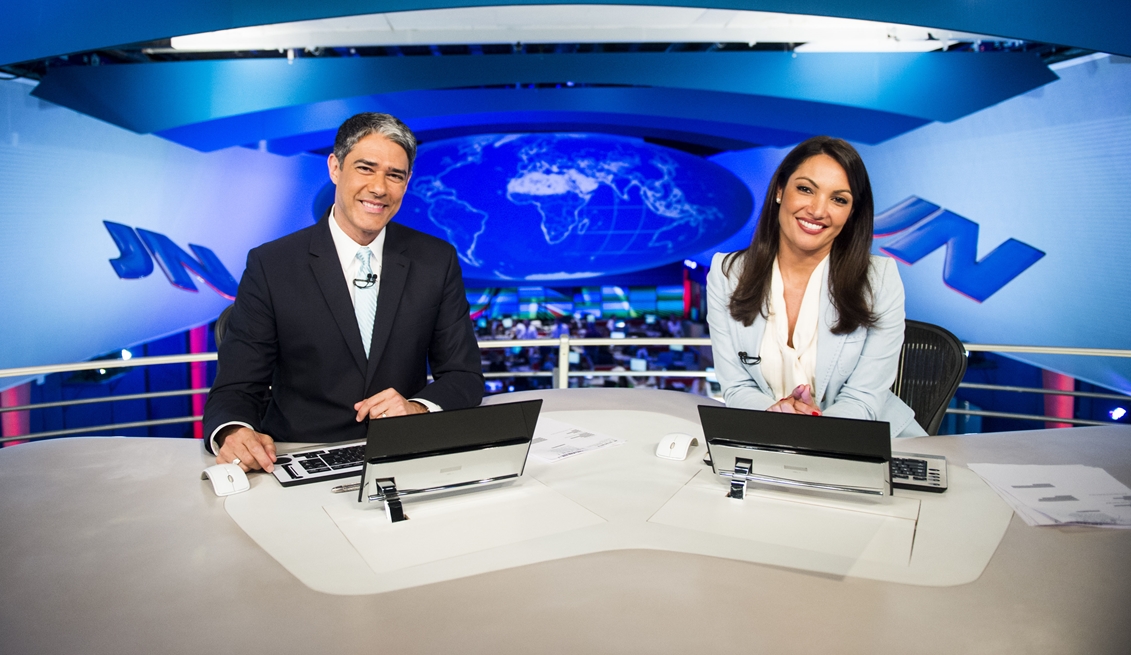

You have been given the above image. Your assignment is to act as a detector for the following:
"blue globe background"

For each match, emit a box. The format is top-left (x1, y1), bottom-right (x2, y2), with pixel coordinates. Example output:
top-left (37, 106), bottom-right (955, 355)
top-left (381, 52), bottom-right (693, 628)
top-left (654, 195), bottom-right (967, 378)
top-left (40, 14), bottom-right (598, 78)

top-left (391, 133), bottom-right (753, 281)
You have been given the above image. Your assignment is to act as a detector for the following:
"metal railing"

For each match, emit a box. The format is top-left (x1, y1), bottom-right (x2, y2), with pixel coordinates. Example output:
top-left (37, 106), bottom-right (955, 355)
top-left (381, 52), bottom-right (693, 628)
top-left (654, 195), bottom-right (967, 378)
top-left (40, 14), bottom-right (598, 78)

top-left (953, 343), bottom-right (1131, 428)
top-left (945, 408), bottom-right (1112, 428)
top-left (949, 382), bottom-right (1126, 427)
top-left (0, 353), bottom-right (217, 379)
top-left (1, 338), bottom-right (1128, 442)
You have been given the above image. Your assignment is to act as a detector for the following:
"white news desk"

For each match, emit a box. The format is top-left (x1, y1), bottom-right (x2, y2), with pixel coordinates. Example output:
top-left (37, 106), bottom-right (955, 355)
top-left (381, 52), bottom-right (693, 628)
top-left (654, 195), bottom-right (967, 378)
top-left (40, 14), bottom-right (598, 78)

top-left (2, 388), bottom-right (1129, 655)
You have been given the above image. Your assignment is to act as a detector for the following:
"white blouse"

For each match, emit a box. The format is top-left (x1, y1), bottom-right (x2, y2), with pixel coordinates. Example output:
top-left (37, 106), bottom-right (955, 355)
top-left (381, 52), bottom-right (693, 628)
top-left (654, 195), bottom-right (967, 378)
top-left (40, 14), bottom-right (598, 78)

top-left (759, 255), bottom-right (829, 401)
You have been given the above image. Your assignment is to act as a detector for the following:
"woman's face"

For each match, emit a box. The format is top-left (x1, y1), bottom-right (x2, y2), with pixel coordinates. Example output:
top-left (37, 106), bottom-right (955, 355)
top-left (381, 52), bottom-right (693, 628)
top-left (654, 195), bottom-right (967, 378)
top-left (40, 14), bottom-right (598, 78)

top-left (776, 153), bottom-right (854, 259)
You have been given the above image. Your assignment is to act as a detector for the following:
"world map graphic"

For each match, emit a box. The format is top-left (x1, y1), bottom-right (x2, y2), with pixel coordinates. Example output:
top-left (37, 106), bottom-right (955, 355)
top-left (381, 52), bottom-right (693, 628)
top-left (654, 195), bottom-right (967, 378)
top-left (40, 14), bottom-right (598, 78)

top-left (396, 133), bottom-right (753, 281)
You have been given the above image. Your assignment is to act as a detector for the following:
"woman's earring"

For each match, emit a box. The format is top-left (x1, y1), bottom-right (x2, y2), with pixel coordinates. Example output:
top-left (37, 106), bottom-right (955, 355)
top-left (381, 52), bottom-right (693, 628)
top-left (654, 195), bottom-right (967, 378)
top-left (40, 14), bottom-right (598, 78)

top-left (776, 196), bottom-right (781, 203)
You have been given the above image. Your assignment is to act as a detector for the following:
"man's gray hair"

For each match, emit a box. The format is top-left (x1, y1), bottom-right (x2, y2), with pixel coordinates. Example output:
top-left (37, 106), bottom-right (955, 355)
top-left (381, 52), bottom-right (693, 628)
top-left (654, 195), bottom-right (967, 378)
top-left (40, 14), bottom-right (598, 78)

top-left (332, 113), bottom-right (417, 172)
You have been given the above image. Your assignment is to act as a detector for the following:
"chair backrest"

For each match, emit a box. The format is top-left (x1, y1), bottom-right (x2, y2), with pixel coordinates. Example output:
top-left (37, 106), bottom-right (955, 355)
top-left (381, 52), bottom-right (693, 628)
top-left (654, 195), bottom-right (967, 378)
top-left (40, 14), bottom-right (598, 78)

top-left (893, 320), bottom-right (968, 435)
top-left (212, 303), bottom-right (271, 407)
top-left (214, 304), bottom-right (235, 348)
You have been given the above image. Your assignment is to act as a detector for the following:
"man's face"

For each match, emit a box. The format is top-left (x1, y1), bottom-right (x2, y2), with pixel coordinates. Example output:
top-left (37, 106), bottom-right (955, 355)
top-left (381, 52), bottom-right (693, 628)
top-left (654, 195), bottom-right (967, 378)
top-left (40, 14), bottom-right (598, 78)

top-left (327, 132), bottom-right (411, 245)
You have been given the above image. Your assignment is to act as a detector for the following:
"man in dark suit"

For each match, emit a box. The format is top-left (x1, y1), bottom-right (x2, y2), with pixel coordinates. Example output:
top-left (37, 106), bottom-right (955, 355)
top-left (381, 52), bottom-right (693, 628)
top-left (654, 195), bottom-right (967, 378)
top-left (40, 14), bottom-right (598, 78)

top-left (203, 113), bottom-right (483, 472)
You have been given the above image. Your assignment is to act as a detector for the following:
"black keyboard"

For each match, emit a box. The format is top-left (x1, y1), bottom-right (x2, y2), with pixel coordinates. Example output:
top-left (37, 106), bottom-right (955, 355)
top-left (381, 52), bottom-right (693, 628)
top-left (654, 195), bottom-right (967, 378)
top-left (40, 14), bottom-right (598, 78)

top-left (271, 441), bottom-right (371, 487)
top-left (891, 457), bottom-right (928, 480)
top-left (296, 445), bottom-right (366, 472)
top-left (890, 452), bottom-right (948, 493)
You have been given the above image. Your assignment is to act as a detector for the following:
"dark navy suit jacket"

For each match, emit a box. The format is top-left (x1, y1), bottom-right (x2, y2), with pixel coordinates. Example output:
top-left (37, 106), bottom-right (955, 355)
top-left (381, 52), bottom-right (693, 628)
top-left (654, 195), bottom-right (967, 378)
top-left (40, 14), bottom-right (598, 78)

top-left (202, 217), bottom-right (483, 451)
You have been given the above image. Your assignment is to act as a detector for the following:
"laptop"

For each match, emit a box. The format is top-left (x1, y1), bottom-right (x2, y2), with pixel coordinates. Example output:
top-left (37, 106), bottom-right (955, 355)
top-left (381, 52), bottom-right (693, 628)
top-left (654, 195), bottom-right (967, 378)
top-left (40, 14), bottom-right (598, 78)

top-left (356, 400), bottom-right (543, 520)
top-left (698, 406), bottom-right (947, 498)
top-left (269, 400), bottom-right (543, 491)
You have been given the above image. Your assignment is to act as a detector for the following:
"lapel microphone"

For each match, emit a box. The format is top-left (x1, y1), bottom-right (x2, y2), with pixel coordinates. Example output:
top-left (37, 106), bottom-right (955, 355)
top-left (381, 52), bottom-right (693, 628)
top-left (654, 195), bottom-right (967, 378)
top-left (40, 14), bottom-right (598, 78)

top-left (353, 274), bottom-right (378, 289)
top-left (738, 351), bottom-right (761, 365)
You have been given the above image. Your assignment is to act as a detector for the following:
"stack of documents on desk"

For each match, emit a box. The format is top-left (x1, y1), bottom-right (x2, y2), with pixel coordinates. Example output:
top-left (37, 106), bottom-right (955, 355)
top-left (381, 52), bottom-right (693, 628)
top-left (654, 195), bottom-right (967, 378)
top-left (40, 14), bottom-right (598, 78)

top-left (968, 464), bottom-right (1131, 528)
top-left (530, 417), bottom-right (624, 463)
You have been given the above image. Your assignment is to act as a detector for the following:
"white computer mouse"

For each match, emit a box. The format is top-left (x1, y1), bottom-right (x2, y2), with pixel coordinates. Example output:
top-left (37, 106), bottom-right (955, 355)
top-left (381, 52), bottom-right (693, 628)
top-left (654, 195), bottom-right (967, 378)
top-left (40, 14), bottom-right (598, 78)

top-left (201, 463), bottom-right (251, 496)
top-left (655, 432), bottom-right (699, 461)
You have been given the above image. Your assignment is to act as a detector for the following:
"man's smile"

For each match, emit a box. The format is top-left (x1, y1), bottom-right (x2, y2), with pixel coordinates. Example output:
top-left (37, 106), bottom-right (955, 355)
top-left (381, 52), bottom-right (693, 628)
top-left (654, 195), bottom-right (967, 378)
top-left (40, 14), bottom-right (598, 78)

top-left (360, 199), bottom-right (387, 213)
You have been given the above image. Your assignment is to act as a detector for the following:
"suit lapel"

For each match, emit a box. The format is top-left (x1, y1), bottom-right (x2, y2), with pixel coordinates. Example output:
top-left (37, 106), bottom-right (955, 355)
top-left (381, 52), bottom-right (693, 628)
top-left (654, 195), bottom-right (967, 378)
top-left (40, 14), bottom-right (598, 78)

top-left (366, 223), bottom-right (410, 386)
top-left (309, 218), bottom-right (368, 375)
top-left (815, 263), bottom-right (844, 404)
top-left (743, 316), bottom-right (773, 395)
top-left (723, 266), bottom-right (773, 396)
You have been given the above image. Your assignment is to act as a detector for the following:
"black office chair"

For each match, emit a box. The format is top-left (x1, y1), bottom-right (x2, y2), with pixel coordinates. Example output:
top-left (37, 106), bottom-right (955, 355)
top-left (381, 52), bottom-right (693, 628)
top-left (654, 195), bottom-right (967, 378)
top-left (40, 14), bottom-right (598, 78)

top-left (893, 320), bottom-right (968, 435)
top-left (211, 303), bottom-right (272, 409)
top-left (214, 304), bottom-right (235, 348)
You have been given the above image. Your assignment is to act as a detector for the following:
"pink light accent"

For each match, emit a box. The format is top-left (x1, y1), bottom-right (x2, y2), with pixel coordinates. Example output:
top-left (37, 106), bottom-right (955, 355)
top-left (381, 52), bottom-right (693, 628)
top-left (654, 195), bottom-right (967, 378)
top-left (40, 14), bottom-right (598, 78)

top-left (2, 382), bottom-right (31, 447)
top-left (189, 326), bottom-right (208, 440)
top-left (879, 248), bottom-right (913, 266)
top-left (683, 268), bottom-right (691, 318)
top-left (1042, 370), bottom-right (1074, 429)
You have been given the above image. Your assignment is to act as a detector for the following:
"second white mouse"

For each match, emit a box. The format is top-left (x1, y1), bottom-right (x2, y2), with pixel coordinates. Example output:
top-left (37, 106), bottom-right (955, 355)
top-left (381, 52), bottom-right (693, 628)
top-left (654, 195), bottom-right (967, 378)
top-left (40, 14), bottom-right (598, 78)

top-left (201, 463), bottom-right (250, 496)
top-left (656, 432), bottom-right (699, 461)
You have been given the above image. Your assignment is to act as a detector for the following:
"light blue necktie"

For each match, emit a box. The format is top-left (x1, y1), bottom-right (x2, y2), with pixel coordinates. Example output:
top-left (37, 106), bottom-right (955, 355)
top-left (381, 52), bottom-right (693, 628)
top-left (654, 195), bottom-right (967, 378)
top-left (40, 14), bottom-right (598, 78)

top-left (354, 247), bottom-right (377, 357)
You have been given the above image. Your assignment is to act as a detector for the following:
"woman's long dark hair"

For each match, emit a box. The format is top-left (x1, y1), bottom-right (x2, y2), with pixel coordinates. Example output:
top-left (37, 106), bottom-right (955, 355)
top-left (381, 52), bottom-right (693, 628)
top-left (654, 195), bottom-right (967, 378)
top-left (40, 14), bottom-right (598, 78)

top-left (724, 136), bottom-right (877, 335)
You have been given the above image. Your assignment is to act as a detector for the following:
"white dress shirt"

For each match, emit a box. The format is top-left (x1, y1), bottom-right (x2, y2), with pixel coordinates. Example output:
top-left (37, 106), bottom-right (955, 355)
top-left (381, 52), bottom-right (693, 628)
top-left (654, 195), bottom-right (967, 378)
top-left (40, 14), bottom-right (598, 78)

top-left (759, 255), bottom-right (828, 400)
top-left (327, 205), bottom-right (385, 307)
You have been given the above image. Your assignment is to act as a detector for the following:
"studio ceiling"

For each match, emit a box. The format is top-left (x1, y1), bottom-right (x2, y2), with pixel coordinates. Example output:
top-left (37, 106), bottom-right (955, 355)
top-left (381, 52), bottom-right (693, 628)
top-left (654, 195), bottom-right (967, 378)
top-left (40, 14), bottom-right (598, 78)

top-left (5, 2), bottom-right (1117, 155)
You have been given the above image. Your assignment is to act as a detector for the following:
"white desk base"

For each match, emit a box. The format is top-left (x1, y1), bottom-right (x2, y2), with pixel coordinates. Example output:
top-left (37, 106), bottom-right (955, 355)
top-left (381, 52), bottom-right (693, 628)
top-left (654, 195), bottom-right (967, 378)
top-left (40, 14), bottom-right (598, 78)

top-left (225, 410), bottom-right (1012, 594)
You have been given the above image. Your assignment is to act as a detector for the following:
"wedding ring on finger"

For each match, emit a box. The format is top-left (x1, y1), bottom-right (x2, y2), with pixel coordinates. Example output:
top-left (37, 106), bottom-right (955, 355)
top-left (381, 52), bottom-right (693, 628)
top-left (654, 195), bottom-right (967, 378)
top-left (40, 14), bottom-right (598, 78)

top-left (231, 458), bottom-right (242, 466)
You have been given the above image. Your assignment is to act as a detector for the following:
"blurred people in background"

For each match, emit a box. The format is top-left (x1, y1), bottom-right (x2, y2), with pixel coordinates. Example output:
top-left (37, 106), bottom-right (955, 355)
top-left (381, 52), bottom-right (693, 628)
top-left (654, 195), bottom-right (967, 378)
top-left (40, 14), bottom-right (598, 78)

top-left (551, 317), bottom-right (570, 339)
top-left (665, 317), bottom-right (683, 337)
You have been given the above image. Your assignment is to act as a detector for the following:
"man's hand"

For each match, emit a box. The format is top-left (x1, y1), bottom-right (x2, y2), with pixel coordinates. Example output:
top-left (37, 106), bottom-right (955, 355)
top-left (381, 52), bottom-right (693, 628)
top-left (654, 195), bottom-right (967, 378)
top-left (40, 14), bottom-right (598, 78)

top-left (354, 388), bottom-right (429, 422)
top-left (215, 426), bottom-right (277, 473)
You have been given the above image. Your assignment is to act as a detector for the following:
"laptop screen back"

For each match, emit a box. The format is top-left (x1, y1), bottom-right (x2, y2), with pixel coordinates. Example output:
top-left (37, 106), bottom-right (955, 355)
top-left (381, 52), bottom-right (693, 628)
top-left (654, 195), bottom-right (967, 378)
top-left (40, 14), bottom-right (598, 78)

top-left (365, 399), bottom-right (543, 463)
top-left (698, 405), bottom-right (891, 461)
top-left (358, 399), bottom-right (543, 505)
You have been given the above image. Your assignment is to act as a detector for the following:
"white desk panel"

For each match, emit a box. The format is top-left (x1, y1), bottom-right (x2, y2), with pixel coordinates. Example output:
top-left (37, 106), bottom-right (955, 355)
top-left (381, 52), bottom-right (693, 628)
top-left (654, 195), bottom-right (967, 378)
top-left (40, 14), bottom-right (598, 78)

top-left (227, 408), bottom-right (1010, 593)
top-left (2, 389), bottom-right (1130, 655)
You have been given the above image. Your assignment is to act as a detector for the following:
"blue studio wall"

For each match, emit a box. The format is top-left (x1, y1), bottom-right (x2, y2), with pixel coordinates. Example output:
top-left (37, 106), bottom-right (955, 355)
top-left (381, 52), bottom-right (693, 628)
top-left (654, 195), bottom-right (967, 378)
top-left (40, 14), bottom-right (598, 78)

top-left (3, 53), bottom-right (1130, 398)
top-left (0, 79), bottom-right (325, 380)
top-left (862, 54), bottom-right (1131, 393)
top-left (707, 55), bottom-right (1131, 393)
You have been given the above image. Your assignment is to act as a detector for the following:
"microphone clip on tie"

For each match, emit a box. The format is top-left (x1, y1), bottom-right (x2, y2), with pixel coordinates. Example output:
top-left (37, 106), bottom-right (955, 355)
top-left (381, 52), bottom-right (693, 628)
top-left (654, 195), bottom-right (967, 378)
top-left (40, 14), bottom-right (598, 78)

top-left (353, 274), bottom-right (378, 289)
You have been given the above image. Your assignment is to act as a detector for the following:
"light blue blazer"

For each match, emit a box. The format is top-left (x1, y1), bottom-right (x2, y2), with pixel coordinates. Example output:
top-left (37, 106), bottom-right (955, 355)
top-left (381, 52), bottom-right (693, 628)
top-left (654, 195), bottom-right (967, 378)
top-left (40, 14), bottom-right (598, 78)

top-left (707, 252), bottom-right (925, 438)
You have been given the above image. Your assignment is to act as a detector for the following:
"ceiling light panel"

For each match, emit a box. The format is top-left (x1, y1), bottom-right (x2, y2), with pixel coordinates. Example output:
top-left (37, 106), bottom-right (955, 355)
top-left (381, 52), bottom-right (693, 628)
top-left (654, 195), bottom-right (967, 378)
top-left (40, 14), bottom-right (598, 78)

top-left (169, 5), bottom-right (991, 51)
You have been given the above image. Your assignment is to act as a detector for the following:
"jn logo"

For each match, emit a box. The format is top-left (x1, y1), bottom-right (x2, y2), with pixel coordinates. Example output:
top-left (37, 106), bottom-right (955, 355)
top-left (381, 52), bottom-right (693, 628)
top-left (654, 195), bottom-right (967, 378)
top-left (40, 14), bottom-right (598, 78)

top-left (103, 221), bottom-right (238, 299)
top-left (874, 197), bottom-right (1045, 302)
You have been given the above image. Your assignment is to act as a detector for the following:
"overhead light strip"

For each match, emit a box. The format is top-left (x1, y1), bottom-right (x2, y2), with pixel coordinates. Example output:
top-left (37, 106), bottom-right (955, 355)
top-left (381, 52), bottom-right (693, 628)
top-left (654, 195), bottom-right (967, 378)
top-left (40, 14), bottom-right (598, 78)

top-left (169, 5), bottom-right (993, 52)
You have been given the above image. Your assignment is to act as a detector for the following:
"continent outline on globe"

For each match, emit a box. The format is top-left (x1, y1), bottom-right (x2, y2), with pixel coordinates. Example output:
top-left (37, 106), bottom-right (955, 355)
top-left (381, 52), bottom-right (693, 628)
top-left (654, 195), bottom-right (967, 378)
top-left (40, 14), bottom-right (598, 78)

top-left (399, 133), bottom-right (753, 281)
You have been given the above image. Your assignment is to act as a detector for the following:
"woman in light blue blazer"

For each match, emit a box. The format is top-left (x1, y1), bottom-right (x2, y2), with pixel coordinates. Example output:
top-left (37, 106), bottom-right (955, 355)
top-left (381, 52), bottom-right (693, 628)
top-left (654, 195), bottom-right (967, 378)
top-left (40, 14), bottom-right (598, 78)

top-left (707, 136), bottom-right (924, 438)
